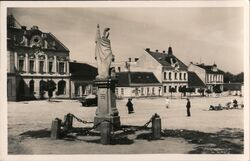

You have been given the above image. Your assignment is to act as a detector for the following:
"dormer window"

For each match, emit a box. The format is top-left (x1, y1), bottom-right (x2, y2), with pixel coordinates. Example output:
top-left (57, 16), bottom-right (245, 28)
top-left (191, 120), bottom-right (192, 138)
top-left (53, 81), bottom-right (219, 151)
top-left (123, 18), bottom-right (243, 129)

top-left (212, 64), bottom-right (218, 72)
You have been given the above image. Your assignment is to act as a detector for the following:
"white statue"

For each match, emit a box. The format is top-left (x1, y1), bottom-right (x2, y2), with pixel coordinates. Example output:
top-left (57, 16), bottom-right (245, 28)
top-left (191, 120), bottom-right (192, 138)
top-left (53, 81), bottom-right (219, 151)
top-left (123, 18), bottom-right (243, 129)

top-left (95, 24), bottom-right (114, 79)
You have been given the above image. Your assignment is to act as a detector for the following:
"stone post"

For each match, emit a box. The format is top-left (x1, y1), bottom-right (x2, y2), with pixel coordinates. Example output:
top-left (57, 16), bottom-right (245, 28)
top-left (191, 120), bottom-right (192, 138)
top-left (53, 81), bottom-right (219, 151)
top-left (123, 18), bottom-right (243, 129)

top-left (51, 118), bottom-right (62, 139)
top-left (152, 114), bottom-right (161, 139)
top-left (100, 121), bottom-right (111, 145)
top-left (64, 114), bottom-right (73, 131)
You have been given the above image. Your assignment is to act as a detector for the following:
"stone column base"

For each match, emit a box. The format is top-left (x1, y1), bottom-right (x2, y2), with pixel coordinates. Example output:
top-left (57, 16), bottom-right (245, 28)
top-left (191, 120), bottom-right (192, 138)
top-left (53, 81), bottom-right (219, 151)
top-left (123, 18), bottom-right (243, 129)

top-left (94, 115), bottom-right (121, 131)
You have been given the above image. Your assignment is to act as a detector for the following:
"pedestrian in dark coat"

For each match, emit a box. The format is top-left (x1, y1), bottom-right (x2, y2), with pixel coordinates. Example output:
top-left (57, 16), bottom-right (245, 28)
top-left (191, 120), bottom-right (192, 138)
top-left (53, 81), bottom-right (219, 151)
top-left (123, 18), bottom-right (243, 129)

top-left (186, 98), bottom-right (191, 117)
top-left (126, 98), bottom-right (134, 114)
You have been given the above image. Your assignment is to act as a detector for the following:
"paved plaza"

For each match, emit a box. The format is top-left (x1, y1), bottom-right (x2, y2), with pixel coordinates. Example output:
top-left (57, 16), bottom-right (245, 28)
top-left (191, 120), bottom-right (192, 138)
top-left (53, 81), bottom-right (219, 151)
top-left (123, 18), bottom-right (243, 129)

top-left (8, 96), bottom-right (243, 154)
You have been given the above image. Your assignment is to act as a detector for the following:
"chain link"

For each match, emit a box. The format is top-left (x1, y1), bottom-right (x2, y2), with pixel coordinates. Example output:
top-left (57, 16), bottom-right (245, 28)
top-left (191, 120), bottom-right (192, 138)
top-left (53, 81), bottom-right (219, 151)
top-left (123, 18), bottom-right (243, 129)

top-left (62, 113), bottom-right (159, 135)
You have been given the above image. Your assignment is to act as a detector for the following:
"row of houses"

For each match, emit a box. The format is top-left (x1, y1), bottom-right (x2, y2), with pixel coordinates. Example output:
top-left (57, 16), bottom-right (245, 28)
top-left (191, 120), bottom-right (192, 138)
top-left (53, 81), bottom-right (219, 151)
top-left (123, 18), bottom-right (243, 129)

top-left (7, 14), bottom-right (243, 101)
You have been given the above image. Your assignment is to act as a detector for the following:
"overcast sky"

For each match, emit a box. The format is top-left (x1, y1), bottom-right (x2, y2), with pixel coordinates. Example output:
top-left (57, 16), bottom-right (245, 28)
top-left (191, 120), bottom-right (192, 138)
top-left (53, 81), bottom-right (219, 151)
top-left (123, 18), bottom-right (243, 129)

top-left (8, 7), bottom-right (244, 74)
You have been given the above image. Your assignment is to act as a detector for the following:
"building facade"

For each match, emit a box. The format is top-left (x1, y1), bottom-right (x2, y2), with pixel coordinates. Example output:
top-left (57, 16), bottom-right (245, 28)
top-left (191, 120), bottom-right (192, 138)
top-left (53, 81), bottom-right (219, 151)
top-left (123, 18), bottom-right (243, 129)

top-left (188, 63), bottom-right (224, 92)
top-left (70, 62), bottom-right (98, 99)
top-left (7, 14), bottom-right (70, 101)
top-left (116, 72), bottom-right (161, 98)
top-left (128, 47), bottom-right (188, 97)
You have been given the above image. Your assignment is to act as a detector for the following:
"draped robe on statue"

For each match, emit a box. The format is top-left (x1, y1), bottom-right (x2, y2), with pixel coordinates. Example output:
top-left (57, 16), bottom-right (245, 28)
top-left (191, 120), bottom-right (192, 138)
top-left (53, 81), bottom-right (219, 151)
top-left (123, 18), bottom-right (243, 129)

top-left (95, 25), bottom-right (114, 79)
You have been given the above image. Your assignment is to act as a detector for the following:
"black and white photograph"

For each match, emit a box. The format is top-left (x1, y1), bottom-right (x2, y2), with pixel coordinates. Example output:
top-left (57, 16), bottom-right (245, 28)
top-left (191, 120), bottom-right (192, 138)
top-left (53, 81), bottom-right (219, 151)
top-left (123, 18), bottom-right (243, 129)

top-left (0, 1), bottom-right (249, 161)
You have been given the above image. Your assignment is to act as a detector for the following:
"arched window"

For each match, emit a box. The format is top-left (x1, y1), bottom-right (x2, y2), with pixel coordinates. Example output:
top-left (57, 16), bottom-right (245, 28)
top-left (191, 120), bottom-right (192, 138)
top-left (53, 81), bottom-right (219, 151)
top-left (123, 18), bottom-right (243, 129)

top-left (39, 80), bottom-right (46, 96)
top-left (29, 80), bottom-right (34, 94)
top-left (164, 72), bottom-right (167, 80)
top-left (184, 73), bottom-right (186, 80)
top-left (58, 80), bottom-right (66, 95)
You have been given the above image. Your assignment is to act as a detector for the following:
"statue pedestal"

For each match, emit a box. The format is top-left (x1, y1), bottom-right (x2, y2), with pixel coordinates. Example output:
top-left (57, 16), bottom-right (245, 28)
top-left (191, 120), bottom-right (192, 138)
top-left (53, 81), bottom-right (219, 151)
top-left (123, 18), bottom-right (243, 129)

top-left (94, 78), bottom-right (121, 131)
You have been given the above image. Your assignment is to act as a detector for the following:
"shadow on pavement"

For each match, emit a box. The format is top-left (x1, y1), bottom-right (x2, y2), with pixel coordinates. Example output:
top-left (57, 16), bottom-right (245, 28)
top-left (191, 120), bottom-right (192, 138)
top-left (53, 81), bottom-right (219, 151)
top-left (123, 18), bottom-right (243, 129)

top-left (161, 128), bottom-right (243, 154)
top-left (18, 126), bottom-right (243, 153)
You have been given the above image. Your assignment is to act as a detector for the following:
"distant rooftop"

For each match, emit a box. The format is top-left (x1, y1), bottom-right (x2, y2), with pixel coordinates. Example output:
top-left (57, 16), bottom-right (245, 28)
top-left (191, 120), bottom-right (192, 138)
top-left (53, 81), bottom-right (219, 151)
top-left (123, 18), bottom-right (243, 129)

top-left (116, 72), bottom-right (161, 87)
top-left (145, 47), bottom-right (188, 70)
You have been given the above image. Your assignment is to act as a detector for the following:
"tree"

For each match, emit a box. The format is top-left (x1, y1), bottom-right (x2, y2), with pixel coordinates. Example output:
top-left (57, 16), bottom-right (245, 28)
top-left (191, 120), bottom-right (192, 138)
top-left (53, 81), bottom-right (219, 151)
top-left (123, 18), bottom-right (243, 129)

top-left (205, 89), bottom-right (212, 96)
top-left (179, 86), bottom-right (187, 98)
top-left (186, 87), bottom-right (195, 97)
top-left (197, 88), bottom-right (205, 96)
top-left (169, 87), bottom-right (176, 99)
top-left (46, 80), bottom-right (56, 101)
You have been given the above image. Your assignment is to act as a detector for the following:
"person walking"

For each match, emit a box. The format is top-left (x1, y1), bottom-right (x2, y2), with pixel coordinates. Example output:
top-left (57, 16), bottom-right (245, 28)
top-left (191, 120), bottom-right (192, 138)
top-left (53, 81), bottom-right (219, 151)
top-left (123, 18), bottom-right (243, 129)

top-left (126, 98), bottom-right (134, 114)
top-left (165, 97), bottom-right (170, 108)
top-left (186, 98), bottom-right (191, 117)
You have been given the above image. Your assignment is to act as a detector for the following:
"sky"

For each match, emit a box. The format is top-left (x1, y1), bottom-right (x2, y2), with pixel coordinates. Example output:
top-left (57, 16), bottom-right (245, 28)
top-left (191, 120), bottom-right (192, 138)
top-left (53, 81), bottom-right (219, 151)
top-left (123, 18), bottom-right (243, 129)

top-left (8, 7), bottom-right (244, 74)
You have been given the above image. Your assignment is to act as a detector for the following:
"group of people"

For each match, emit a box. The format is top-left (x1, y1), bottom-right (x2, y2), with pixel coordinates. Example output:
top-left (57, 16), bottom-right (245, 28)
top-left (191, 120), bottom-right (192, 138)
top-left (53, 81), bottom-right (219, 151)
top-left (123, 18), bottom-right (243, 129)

top-left (126, 97), bottom-right (192, 117)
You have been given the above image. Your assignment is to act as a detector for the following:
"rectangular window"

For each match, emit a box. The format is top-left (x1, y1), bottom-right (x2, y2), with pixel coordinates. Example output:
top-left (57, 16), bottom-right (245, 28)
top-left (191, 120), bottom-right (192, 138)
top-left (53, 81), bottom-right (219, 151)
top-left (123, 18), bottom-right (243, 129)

top-left (39, 61), bottom-right (44, 73)
top-left (59, 62), bottom-right (64, 74)
top-left (164, 86), bottom-right (167, 93)
top-left (175, 73), bottom-right (177, 80)
top-left (29, 60), bottom-right (34, 73)
top-left (164, 72), bottom-right (167, 80)
top-left (49, 62), bottom-right (53, 73)
top-left (141, 87), bottom-right (144, 95)
top-left (147, 88), bottom-right (149, 95)
top-left (179, 73), bottom-right (182, 80)
top-left (152, 87), bottom-right (155, 95)
top-left (121, 88), bottom-right (124, 95)
top-left (19, 59), bottom-right (24, 72)
top-left (184, 73), bottom-right (186, 80)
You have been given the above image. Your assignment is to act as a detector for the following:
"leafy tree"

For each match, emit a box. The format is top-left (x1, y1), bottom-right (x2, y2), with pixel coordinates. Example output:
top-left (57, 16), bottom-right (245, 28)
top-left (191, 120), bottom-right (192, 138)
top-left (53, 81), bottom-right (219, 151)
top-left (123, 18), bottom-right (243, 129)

top-left (205, 89), bottom-right (212, 96)
top-left (169, 87), bottom-right (176, 99)
top-left (214, 88), bottom-right (222, 94)
top-left (197, 88), bottom-right (205, 96)
top-left (46, 80), bottom-right (56, 101)
top-left (179, 86), bottom-right (187, 98)
top-left (186, 87), bottom-right (195, 97)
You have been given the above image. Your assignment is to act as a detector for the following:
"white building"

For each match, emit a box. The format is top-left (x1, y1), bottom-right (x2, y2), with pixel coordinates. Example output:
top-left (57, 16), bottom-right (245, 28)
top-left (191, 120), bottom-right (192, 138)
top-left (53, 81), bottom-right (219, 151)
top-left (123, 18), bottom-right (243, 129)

top-left (128, 47), bottom-right (188, 97)
top-left (188, 63), bottom-right (224, 92)
top-left (116, 72), bottom-right (161, 98)
top-left (7, 14), bottom-right (70, 101)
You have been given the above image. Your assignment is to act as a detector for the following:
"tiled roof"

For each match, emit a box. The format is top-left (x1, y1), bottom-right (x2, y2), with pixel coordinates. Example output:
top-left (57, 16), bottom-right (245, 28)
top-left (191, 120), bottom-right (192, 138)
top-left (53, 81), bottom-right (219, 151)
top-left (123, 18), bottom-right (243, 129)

top-left (70, 62), bottom-right (97, 81)
top-left (188, 71), bottom-right (206, 88)
top-left (196, 64), bottom-right (224, 74)
top-left (145, 49), bottom-right (188, 70)
top-left (224, 83), bottom-right (242, 91)
top-left (116, 72), bottom-right (160, 87)
top-left (7, 26), bottom-right (69, 52)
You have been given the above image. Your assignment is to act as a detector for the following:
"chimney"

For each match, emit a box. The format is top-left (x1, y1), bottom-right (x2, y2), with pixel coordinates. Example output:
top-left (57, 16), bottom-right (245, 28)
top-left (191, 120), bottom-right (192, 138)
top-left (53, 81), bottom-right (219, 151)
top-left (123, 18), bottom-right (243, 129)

top-left (134, 58), bottom-right (139, 62)
top-left (168, 46), bottom-right (173, 55)
top-left (31, 25), bottom-right (39, 30)
top-left (163, 50), bottom-right (166, 53)
top-left (21, 26), bottom-right (26, 30)
top-left (156, 49), bottom-right (158, 52)
top-left (128, 58), bottom-right (131, 62)
top-left (145, 48), bottom-right (150, 52)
